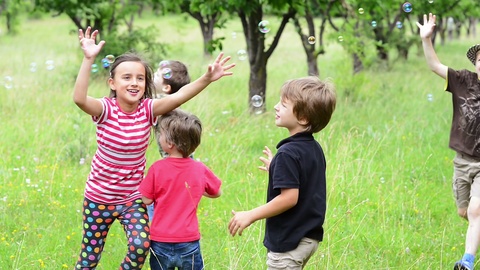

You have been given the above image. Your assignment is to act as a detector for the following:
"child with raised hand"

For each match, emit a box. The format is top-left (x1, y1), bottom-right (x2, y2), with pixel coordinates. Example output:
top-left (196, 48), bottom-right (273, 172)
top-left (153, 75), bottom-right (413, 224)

top-left (72, 26), bottom-right (234, 270)
top-left (228, 76), bottom-right (336, 269)
top-left (417, 13), bottom-right (480, 270)
top-left (139, 108), bottom-right (222, 270)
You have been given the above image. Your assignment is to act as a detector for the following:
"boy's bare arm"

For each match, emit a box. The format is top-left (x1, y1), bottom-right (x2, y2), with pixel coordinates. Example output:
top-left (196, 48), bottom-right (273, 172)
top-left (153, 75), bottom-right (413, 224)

top-left (228, 188), bottom-right (299, 236)
top-left (416, 13), bottom-right (448, 79)
top-left (141, 196), bottom-right (153, 205)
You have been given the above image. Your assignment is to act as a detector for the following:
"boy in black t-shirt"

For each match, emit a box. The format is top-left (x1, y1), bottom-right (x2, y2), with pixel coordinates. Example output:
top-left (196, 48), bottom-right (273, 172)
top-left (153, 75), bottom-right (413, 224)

top-left (228, 76), bottom-right (336, 269)
top-left (417, 13), bottom-right (480, 270)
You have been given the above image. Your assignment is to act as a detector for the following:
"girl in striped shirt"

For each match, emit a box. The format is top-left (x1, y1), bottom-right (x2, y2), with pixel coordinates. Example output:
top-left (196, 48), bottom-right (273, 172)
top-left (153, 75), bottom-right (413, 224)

top-left (72, 27), bottom-right (234, 270)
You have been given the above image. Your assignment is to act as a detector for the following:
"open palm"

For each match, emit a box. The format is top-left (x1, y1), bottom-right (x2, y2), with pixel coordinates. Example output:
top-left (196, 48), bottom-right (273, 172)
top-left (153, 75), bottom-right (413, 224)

top-left (205, 52), bottom-right (236, 82)
top-left (416, 13), bottom-right (436, 40)
top-left (78, 27), bottom-right (105, 59)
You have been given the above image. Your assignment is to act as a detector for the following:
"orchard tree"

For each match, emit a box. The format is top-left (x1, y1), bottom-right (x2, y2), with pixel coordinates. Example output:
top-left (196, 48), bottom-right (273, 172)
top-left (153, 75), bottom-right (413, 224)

top-left (290, 0), bottom-right (340, 76)
top-left (180, 0), bottom-right (230, 57)
top-left (34, 0), bottom-right (151, 37)
top-left (228, 0), bottom-right (298, 114)
top-left (0, 0), bottom-right (32, 34)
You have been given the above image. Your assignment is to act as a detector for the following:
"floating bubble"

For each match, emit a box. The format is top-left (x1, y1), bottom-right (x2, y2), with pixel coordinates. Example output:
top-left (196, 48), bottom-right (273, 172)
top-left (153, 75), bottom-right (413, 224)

top-left (162, 68), bottom-right (172, 79)
top-left (428, 0), bottom-right (434, 3)
top-left (4, 76), bottom-right (13, 89)
top-left (101, 58), bottom-right (110, 68)
top-left (158, 60), bottom-right (169, 68)
top-left (258, 20), bottom-right (270, 34)
top-left (231, 32), bottom-right (237, 39)
top-left (338, 36), bottom-right (344, 42)
top-left (237, 49), bottom-right (247, 61)
top-left (358, 8), bottom-right (364, 15)
top-left (30, 62), bottom-right (37, 73)
top-left (45, 60), bottom-right (55, 71)
top-left (307, 36), bottom-right (316, 45)
top-left (91, 64), bottom-right (99, 73)
top-left (251, 95), bottom-right (263, 107)
top-left (402, 2), bottom-right (412, 13)
top-left (427, 93), bottom-right (433, 102)
top-left (396, 21), bottom-right (403, 29)
top-left (371, 21), bottom-right (377, 28)
top-left (105, 54), bottom-right (115, 64)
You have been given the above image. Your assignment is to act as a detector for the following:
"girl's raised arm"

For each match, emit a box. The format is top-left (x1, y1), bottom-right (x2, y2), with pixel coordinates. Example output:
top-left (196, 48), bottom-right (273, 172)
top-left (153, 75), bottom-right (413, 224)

top-left (152, 52), bottom-right (235, 117)
top-left (73, 27), bottom-right (106, 117)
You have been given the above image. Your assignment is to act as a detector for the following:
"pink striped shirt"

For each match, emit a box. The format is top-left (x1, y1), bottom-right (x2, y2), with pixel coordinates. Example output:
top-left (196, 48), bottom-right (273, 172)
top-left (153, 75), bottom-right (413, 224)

top-left (85, 97), bottom-right (156, 204)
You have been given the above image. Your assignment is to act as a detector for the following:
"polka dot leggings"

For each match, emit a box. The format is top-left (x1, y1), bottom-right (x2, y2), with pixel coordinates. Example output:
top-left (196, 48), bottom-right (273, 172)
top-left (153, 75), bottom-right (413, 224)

top-left (75, 198), bottom-right (150, 269)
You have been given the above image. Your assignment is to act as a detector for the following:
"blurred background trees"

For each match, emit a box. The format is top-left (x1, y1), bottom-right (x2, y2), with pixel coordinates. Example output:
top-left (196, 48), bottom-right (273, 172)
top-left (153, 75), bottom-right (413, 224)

top-left (1, 0), bottom-right (478, 112)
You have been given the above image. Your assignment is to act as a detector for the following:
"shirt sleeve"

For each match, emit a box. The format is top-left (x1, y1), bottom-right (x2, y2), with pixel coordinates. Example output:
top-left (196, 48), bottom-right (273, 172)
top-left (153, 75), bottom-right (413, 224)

top-left (139, 164), bottom-right (156, 199)
top-left (92, 97), bottom-right (108, 124)
top-left (203, 165), bottom-right (222, 196)
top-left (271, 152), bottom-right (300, 189)
top-left (144, 98), bottom-right (157, 126)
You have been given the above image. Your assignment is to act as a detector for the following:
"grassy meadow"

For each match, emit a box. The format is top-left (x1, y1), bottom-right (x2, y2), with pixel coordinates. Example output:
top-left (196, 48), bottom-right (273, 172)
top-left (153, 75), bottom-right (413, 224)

top-left (0, 11), bottom-right (478, 269)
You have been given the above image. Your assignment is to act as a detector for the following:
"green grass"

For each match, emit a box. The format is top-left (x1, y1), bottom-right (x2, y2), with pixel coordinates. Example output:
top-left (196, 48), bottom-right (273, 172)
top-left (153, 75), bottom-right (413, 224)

top-left (0, 12), bottom-right (477, 269)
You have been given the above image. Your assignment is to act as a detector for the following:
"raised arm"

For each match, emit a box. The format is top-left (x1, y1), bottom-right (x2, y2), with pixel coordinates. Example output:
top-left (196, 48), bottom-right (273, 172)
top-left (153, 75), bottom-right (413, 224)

top-left (152, 52), bottom-right (235, 117)
top-left (416, 13), bottom-right (448, 79)
top-left (73, 27), bottom-right (106, 117)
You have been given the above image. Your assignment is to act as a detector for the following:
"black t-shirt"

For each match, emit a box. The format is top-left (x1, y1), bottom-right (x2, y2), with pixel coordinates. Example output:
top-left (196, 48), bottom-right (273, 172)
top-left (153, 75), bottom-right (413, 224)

top-left (263, 132), bottom-right (326, 252)
top-left (446, 68), bottom-right (480, 157)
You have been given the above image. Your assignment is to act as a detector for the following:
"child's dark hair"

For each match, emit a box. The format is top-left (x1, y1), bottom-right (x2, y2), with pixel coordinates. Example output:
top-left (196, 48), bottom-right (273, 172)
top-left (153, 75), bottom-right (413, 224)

top-left (108, 52), bottom-right (155, 99)
top-left (281, 76), bottom-right (336, 133)
top-left (159, 60), bottom-right (191, 94)
top-left (156, 109), bottom-right (202, 158)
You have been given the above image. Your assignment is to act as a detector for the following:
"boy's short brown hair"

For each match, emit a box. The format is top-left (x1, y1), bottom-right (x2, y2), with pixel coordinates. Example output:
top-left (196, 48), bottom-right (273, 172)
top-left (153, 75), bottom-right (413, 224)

top-left (280, 76), bottom-right (336, 133)
top-left (156, 109), bottom-right (202, 157)
top-left (158, 60), bottom-right (190, 94)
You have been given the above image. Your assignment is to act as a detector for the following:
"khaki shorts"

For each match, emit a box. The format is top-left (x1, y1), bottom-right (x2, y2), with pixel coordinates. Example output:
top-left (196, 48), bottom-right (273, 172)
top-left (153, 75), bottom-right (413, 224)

top-left (452, 152), bottom-right (480, 209)
top-left (266, 237), bottom-right (319, 270)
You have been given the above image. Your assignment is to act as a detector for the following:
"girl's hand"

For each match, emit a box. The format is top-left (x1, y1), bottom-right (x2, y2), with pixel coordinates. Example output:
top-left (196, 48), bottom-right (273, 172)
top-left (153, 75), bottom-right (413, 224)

top-left (204, 52), bottom-right (236, 82)
top-left (258, 146), bottom-right (273, 172)
top-left (416, 13), bottom-right (436, 40)
top-left (78, 26), bottom-right (105, 59)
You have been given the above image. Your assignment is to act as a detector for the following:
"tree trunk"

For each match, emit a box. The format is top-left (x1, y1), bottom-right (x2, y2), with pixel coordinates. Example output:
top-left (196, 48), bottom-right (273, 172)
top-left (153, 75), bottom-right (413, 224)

top-left (188, 12), bottom-right (216, 57)
top-left (239, 5), bottom-right (296, 114)
top-left (353, 53), bottom-right (363, 74)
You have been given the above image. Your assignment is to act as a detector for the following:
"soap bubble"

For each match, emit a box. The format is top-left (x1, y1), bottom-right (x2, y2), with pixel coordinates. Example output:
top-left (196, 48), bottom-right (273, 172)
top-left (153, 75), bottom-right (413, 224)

top-left (158, 60), bottom-right (169, 68)
top-left (396, 21), bottom-right (403, 29)
top-left (237, 49), bottom-right (247, 61)
top-left (91, 64), bottom-right (98, 73)
top-left (4, 76), bottom-right (13, 89)
top-left (45, 60), bottom-right (55, 71)
top-left (371, 21), bottom-right (377, 28)
top-left (358, 8), bottom-right (364, 15)
top-left (308, 36), bottom-right (316, 45)
top-left (251, 95), bottom-right (263, 107)
top-left (338, 36), bottom-right (344, 42)
top-left (30, 62), bottom-right (37, 73)
top-left (101, 58), bottom-right (110, 68)
top-left (162, 68), bottom-right (172, 79)
top-left (105, 54), bottom-right (115, 64)
top-left (402, 2), bottom-right (412, 13)
top-left (258, 20), bottom-right (270, 34)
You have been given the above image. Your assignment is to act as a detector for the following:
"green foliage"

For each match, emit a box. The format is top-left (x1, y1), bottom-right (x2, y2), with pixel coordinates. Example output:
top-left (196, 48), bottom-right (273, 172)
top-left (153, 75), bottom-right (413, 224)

top-left (0, 0), bottom-right (33, 34)
top-left (101, 26), bottom-right (168, 66)
top-left (0, 9), bottom-right (478, 270)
